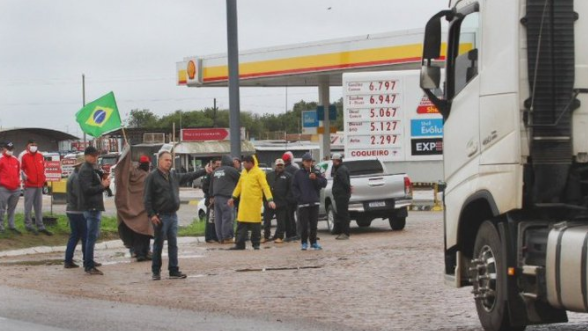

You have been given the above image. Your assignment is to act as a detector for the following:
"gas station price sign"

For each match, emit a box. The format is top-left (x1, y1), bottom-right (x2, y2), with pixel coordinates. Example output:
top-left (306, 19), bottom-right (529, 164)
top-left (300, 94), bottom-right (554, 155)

top-left (344, 77), bottom-right (404, 161)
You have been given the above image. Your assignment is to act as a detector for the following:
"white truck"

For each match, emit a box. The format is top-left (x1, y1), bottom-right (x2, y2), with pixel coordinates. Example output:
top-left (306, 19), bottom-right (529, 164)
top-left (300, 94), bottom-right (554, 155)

top-left (317, 158), bottom-right (412, 232)
top-left (420, 0), bottom-right (588, 330)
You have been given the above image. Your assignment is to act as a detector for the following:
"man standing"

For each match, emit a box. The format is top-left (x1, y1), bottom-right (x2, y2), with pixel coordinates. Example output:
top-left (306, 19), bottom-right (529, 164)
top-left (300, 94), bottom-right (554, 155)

top-left (64, 157), bottom-right (86, 268)
top-left (228, 155), bottom-right (275, 250)
top-left (144, 151), bottom-right (208, 280)
top-left (292, 152), bottom-right (327, 251)
top-left (282, 151), bottom-right (299, 242)
top-left (201, 157), bottom-right (221, 243)
top-left (0, 142), bottom-right (21, 235)
top-left (79, 146), bottom-right (110, 275)
top-left (21, 139), bottom-right (52, 235)
top-left (209, 155), bottom-right (240, 244)
top-left (331, 153), bottom-right (352, 240)
top-left (115, 152), bottom-right (153, 262)
top-left (262, 158), bottom-right (291, 243)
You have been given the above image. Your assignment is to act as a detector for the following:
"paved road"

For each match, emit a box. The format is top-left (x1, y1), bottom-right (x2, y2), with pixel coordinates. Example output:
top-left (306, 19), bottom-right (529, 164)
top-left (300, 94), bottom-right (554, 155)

top-left (0, 285), bottom-right (351, 331)
top-left (2, 212), bottom-right (588, 331)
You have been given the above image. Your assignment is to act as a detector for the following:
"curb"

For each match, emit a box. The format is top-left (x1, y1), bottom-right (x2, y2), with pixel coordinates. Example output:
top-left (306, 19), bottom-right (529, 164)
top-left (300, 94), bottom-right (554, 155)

top-left (0, 236), bottom-right (205, 258)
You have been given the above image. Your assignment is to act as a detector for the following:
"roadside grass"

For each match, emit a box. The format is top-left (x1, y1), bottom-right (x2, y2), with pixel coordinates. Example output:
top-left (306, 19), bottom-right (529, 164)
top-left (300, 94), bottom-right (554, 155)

top-left (0, 213), bottom-right (206, 252)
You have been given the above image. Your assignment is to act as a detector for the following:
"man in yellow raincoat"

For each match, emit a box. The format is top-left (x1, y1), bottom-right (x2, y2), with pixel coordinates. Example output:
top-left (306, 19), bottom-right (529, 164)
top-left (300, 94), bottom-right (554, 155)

top-left (228, 155), bottom-right (276, 250)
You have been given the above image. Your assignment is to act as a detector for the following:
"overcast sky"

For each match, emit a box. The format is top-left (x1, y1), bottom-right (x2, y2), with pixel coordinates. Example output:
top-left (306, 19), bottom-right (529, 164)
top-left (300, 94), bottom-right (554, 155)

top-left (0, 0), bottom-right (444, 138)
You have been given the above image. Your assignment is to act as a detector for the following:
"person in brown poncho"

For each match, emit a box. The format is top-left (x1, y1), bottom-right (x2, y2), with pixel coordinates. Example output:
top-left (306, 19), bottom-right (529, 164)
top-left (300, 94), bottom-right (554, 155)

top-left (115, 147), bottom-right (153, 262)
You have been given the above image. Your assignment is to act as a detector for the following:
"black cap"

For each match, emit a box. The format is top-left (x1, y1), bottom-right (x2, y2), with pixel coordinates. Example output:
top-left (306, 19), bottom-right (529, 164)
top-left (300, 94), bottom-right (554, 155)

top-left (242, 155), bottom-right (254, 163)
top-left (28, 139), bottom-right (36, 144)
top-left (4, 142), bottom-right (14, 150)
top-left (302, 152), bottom-right (313, 161)
top-left (84, 146), bottom-right (99, 156)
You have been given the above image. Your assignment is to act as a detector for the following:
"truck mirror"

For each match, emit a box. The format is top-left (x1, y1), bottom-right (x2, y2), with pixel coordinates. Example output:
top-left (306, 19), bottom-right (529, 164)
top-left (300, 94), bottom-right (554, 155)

top-left (423, 17), bottom-right (442, 60)
top-left (421, 66), bottom-right (441, 89)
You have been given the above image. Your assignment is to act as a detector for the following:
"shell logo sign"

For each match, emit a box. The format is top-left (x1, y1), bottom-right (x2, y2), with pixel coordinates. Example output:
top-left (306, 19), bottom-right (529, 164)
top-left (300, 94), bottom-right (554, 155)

top-left (182, 57), bottom-right (202, 86)
top-left (187, 60), bottom-right (197, 80)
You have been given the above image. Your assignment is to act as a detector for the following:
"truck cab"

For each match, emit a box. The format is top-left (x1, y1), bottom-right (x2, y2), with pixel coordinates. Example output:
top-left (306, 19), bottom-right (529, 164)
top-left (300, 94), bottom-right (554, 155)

top-left (421, 0), bottom-right (588, 330)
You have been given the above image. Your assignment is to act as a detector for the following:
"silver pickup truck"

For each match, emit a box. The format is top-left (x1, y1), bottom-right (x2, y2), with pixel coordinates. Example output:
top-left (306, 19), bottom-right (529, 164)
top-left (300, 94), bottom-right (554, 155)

top-left (317, 158), bottom-right (412, 232)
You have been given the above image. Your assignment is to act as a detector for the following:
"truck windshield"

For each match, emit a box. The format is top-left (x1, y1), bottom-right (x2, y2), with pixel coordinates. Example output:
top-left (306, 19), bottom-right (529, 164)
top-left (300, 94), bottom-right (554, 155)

top-left (345, 160), bottom-right (384, 176)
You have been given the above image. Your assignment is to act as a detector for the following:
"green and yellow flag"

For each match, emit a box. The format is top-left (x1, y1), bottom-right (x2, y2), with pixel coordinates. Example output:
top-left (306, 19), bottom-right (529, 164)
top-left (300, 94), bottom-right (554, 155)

top-left (75, 92), bottom-right (122, 138)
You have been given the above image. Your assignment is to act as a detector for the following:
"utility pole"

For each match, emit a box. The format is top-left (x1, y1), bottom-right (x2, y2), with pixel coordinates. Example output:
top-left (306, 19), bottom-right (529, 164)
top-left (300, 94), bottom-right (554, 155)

top-left (82, 74), bottom-right (86, 145)
top-left (213, 98), bottom-right (218, 128)
top-left (226, 0), bottom-right (241, 158)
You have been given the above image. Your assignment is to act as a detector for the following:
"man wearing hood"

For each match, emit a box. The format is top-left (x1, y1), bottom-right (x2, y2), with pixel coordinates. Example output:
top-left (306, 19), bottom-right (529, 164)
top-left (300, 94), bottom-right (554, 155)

top-left (228, 155), bottom-right (275, 250)
top-left (0, 142), bottom-right (21, 235)
top-left (21, 139), bottom-right (52, 236)
top-left (201, 157), bottom-right (221, 243)
top-left (209, 155), bottom-right (240, 243)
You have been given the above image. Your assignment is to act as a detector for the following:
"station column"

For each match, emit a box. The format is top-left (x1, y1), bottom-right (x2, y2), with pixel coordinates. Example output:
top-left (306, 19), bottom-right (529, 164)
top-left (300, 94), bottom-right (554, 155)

top-left (318, 76), bottom-right (330, 160)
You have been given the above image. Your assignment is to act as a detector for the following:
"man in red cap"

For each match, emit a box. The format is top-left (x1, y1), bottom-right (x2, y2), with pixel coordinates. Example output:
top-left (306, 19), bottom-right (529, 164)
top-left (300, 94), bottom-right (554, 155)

top-left (282, 151), bottom-right (300, 241)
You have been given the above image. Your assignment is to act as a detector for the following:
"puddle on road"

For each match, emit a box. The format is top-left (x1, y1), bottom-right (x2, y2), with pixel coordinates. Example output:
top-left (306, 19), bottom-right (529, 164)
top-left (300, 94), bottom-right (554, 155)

top-left (236, 265), bottom-right (323, 272)
top-left (0, 259), bottom-right (63, 266)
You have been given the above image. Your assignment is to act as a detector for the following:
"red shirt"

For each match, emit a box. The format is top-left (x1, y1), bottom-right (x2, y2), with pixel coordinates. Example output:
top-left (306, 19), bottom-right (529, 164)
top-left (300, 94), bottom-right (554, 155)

top-left (21, 151), bottom-right (46, 188)
top-left (0, 154), bottom-right (21, 190)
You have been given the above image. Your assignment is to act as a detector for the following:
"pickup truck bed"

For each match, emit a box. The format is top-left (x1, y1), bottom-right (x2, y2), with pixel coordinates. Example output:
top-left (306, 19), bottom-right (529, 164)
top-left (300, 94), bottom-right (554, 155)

top-left (318, 158), bottom-right (412, 232)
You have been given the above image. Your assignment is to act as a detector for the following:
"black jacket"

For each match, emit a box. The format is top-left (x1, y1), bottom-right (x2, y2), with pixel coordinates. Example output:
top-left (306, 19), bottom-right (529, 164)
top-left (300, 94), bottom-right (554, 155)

top-left (266, 170), bottom-right (292, 208)
top-left (292, 165), bottom-right (327, 206)
top-left (66, 169), bottom-right (83, 213)
top-left (284, 162), bottom-right (299, 177)
top-left (79, 161), bottom-right (105, 211)
top-left (332, 163), bottom-right (351, 199)
top-left (144, 168), bottom-right (206, 217)
top-left (209, 155), bottom-right (240, 198)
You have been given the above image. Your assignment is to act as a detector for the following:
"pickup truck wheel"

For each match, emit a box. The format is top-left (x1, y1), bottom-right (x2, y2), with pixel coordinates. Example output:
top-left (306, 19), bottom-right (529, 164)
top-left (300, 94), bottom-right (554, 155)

top-left (42, 186), bottom-right (51, 195)
top-left (198, 210), bottom-right (206, 221)
top-left (388, 217), bottom-right (406, 231)
top-left (472, 221), bottom-right (525, 331)
top-left (326, 205), bottom-right (338, 234)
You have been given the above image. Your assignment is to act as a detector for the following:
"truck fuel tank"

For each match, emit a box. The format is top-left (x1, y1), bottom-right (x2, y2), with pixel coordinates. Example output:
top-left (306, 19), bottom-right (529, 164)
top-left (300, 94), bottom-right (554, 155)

top-left (546, 223), bottom-right (588, 312)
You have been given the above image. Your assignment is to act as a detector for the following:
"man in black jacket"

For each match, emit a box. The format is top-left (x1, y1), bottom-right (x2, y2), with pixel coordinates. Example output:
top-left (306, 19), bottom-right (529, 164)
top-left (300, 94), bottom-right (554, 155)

top-left (292, 152), bottom-right (327, 251)
top-left (262, 158), bottom-right (292, 243)
top-left (201, 157), bottom-right (221, 243)
top-left (79, 146), bottom-right (110, 275)
top-left (209, 155), bottom-right (240, 244)
top-left (144, 151), bottom-right (208, 280)
top-left (331, 153), bottom-right (352, 240)
top-left (282, 151), bottom-right (299, 241)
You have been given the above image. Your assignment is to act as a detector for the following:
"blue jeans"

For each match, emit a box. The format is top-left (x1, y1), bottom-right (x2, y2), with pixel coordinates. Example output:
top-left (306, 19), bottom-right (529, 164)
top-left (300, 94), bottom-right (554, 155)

top-left (65, 213), bottom-right (86, 263)
top-left (83, 211), bottom-right (101, 270)
top-left (152, 213), bottom-right (179, 275)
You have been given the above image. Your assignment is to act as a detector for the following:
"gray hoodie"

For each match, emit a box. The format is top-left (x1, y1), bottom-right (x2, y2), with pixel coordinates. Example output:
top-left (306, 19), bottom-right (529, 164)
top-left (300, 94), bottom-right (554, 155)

top-left (209, 155), bottom-right (241, 198)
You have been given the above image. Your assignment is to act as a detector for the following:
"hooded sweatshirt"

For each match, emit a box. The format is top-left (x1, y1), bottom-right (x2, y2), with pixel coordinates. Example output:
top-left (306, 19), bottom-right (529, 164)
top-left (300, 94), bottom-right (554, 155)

top-left (232, 155), bottom-right (273, 223)
top-left (210, 155), bottom-right (241, 198)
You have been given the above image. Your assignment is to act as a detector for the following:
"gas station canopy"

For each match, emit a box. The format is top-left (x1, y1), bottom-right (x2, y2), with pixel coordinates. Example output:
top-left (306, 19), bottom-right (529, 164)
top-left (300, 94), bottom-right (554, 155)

top-left (176, 29), bottom-right (445, 88)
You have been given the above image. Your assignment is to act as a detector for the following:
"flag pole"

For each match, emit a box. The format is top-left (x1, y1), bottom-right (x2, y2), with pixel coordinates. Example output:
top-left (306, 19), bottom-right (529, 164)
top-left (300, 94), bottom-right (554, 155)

top-left (121, 126), bottom-right (129, 147)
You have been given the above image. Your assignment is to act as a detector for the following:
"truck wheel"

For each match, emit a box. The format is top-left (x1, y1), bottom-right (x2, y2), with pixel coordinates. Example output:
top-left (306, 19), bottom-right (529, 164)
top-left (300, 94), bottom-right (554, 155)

top-left (356, 218), bottom-right (372, 227)
top-left (472, 221), bottom-right (525, 331)
top-left (198, 210), bottom-right (206, 221)
top-left (326, 205), bottom-right (338, 234)
top-left (389, 217), bottom-right (406, 231)
top-left (42, 186), bottom-right (51, 195)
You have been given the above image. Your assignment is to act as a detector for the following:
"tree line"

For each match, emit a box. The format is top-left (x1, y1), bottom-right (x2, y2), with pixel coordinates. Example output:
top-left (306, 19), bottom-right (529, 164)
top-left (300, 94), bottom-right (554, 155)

top-left (125, 99), bottom-right (344, 140)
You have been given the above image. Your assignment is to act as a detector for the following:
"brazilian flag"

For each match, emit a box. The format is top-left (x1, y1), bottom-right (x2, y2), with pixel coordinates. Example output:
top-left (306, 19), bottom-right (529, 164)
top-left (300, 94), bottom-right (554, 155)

top-left (75, 92), bottom-right (122, 138)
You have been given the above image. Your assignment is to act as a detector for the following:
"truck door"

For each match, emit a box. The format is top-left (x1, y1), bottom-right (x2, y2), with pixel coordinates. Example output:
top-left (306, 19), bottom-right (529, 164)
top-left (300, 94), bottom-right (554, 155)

top-left (443, 10), bottom-right (481, 200)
